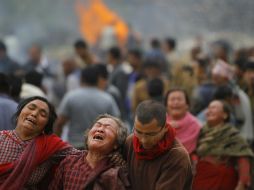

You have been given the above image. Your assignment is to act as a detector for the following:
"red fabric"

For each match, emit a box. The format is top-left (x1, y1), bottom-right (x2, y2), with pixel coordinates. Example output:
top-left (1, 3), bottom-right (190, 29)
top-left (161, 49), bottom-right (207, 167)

top-left (49, 152), bottom-right (129, 190)
top-left (190, 153), bottom-right (198, 162)
top-left (49, 152), bottom-right (93, 190)
top-left (0, 134), bottom-right (70, 190)
top-left (0, 131), bottom-right (31, 165)
top-left (237, 157), bottom-right (251, 187)
top-left (0, 163), bottom-right (13, 174)
top-left (192, 160), bottom-right (238, 190)
top-left (133, 123), bottom-right (175, 160)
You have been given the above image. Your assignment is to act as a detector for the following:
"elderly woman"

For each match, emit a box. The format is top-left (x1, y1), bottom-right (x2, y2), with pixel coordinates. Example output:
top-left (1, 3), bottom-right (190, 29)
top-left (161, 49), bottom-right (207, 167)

top-left (0, 96), bottom-right (74, 189)
top-left (193, 100), bottom-right (254, 190)
top-left (165, 88), bottom-right (201, 156)
top-left (49, 114), bottom-right (130, 190)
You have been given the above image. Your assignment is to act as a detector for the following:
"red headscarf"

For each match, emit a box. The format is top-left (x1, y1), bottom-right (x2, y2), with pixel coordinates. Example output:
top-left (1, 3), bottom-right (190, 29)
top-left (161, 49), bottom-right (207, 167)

top-left (133, 123), bottom-right (175, 160)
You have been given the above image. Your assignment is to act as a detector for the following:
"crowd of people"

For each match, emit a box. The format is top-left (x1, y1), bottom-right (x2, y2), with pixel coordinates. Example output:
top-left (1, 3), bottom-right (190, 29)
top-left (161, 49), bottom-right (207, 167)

top-left (0, 34), bottom-right (254, 189)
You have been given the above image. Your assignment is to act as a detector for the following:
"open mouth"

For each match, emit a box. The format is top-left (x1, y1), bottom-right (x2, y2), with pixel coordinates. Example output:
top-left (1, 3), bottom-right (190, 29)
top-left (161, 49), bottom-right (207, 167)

top-left (25, 118), bottom-right (36, 126)
top-left (93, 134), bottom-right (104, 141)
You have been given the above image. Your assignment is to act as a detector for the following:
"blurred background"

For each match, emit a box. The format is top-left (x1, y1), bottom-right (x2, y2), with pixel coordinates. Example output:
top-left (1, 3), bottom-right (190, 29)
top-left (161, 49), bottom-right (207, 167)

top-left (1, 0), bottom-right (254, 62)
top-left (1, 1), bottom-right (254, 186)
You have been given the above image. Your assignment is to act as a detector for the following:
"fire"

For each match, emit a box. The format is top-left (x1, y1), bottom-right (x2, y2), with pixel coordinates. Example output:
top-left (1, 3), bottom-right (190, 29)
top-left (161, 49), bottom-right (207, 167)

top-left (75, 0), bottom-right (129, 46)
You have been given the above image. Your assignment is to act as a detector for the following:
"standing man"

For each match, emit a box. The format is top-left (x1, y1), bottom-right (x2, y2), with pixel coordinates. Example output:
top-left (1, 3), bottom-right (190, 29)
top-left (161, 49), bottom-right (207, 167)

top-left (23, 44), bottom-right (51, 77)
top-left (54, 65), bottom-right (120, 149)
top-left (0, 40), bottom-right (20, 76)
top-left (74, 39), bottom-right (94, 68)
top-left (124, 100), bottom-right (192, 190)
top-left (107, 46), bottom-right (130, 121)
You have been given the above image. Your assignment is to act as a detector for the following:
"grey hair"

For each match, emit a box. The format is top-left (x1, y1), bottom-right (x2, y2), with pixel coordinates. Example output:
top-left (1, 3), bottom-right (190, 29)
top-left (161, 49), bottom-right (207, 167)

top-left (84, 114), bottom-right (128, 149)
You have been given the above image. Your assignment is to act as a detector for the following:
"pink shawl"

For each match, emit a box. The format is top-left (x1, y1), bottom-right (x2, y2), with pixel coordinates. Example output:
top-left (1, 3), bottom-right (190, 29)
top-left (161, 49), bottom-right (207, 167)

top-left (167, 112), bottom-right (201, 153)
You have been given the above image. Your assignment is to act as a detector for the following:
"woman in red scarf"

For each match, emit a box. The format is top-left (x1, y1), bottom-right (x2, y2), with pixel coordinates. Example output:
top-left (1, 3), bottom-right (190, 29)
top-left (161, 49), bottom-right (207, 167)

top-left (0, 96), bottom-right (74, 189)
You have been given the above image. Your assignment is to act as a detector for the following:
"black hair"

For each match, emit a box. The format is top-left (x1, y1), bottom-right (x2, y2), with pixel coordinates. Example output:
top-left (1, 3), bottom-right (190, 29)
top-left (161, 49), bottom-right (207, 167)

top-left (196, 57), bottom-right (210, 69)
top-left (213, 85), bottom-right (233, 100)
top-left (81, 65), bottom-right (99, 85)
top-left (219, 100), bottom-right (231, 123)
top-left (164, 88), bottom-right (190, 106)
top-left (93, 63), bottom-right (108, 79)
top-left (135, 100), bottom-right (166, 128)
top-left (128, 48), bottom-right (143, 59)
top-left (0, 73), bottom-right (10, 94)
top-left (244, 60), bottom-right (254, 71)
top-left (143, 59), bottom-right (161, 69)
top-left (147, 78), bottom-right (164, 98)
top-left (0, 40), bottom-right (6, 52)
top-left (150, 38), bottom-right (160, 49)
top-left (24, 71), bottom-right (43, 88)
top-left (108, 46), bottom-right (122, 60)
top-left (9, 75), bottom-right (22, 102)
top-left (165, 37), bottom-right (176, 50)
top-left (12, 96), bottom-right (57, 134)
top-left (74, 39), bottom-right (88, 49)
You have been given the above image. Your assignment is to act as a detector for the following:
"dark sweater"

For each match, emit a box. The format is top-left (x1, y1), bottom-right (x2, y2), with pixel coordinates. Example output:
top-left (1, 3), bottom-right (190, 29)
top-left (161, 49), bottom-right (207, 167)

top-left (124, 135), bottom-right (193, 190)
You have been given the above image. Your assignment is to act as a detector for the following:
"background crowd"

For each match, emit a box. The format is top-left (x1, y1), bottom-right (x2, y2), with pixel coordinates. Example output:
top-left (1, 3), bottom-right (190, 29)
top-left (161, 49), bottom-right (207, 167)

top-left (1, 26), bottom-right (254, 189)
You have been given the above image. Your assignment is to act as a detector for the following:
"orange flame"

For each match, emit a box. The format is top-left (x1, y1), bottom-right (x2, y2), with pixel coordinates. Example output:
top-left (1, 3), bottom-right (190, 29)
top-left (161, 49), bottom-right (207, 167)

top-left (75, 0), bottom-right (129, 46)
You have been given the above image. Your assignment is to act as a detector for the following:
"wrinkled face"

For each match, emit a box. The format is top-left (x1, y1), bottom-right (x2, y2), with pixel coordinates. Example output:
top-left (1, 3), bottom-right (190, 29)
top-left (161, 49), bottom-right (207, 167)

top-left (206, 100), bottom-right (227, 126)
top-left (134, 117), bottom-right (167, 149)
top-left (87, 118), bottom-right (118, 155)
top-left (16, 100), bottom-right (49, 137)
top-left (166, 91), bottom-right (188, 120)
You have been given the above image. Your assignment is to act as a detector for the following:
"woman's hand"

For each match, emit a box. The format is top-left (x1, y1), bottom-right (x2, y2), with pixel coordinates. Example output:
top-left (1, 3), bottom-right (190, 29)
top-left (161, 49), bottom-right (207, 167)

top-left (235, 181), bottom-right (246, 190)
top-left (108, 151), bottom-right (127, 168)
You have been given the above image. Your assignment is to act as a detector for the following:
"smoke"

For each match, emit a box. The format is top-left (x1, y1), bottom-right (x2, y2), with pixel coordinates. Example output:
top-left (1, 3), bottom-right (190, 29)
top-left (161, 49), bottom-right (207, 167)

top-left (0, 0), bottom-right (80, 62)
top-left (105, 0), bottom-right (254, 39)
top-left (0, 0), bottom-right (254, 62)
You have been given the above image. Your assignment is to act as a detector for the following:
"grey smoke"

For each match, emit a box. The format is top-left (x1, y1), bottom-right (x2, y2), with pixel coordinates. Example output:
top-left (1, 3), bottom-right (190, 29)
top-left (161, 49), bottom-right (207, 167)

top-left (0, 0), bottom-right (254, 62)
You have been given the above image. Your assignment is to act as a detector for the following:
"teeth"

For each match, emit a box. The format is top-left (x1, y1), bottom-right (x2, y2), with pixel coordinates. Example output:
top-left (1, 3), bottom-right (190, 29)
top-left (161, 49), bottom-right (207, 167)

top-left (26, 118), bottom-right (36, 124)
top-left (93, 135), bottom-right (104, 140)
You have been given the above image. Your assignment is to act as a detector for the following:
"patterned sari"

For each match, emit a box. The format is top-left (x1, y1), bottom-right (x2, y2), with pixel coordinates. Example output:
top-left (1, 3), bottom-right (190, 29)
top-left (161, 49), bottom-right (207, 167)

top-left (0, 130), bottom-right (73, 189)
